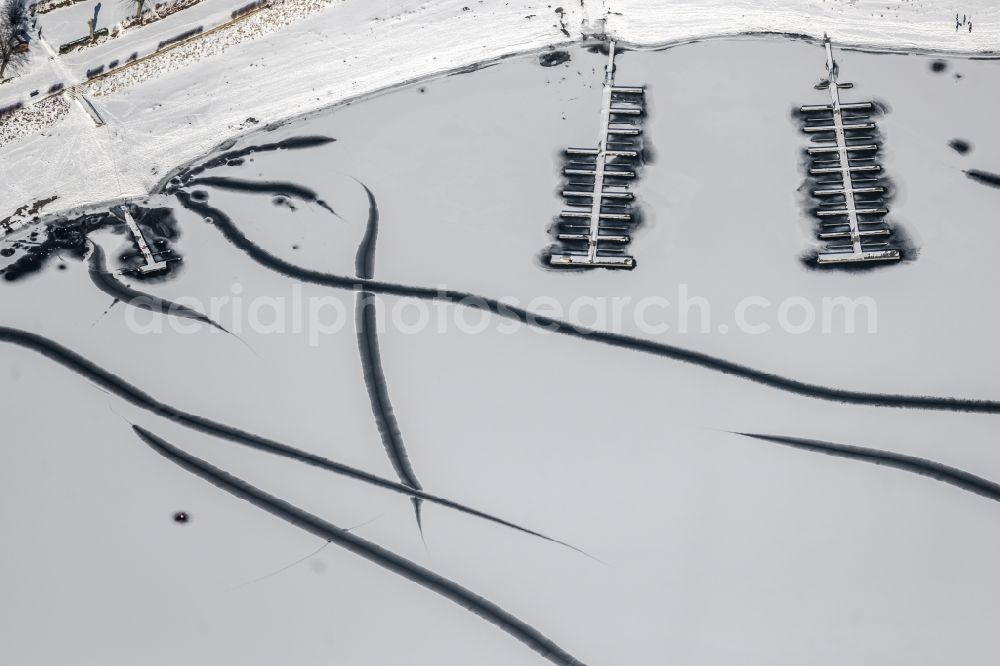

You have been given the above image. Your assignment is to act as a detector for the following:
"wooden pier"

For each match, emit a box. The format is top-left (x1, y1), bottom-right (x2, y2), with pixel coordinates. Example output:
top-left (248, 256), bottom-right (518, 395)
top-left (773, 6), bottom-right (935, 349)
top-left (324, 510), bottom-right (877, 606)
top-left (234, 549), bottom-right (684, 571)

top-left (548, 41), bottom-right (645, 269)
top-left (120, 206), bottom-right (169, 275)
top-left (799, 38), bottom-right (901, 266)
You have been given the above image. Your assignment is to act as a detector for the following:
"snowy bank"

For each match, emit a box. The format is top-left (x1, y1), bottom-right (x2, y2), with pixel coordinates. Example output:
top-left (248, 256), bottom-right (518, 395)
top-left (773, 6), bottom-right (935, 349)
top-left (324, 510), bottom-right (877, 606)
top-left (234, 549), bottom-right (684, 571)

top-left (1, 0), bottom-right (998, 222)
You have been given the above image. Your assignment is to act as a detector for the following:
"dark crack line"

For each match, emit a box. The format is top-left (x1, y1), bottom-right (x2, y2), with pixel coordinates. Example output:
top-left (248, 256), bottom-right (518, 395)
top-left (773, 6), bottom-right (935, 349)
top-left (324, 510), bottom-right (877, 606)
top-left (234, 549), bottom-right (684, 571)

top-left (185, 177), bottom-right (339, 217)
top-left (354, 183), bottom-right (379, 281)
top-left (965, 169), bottom-right (1000, 190)
top-left (87, 241), bottom-right (231, 335)
top-left (736, 432), bottom-right (1000, 503)
top-left (133, 425), bottom-right (586, 666)
top-left (174, 191), bottom-right (1000, 415)
top-left (351, 182), bottom-right (424, 531)
top-left (0, 326), bottom-right (582, 553)
top-left (357, 291), bottom-right (425, 529)
top-left (175, 136), bottom-right (337, 182)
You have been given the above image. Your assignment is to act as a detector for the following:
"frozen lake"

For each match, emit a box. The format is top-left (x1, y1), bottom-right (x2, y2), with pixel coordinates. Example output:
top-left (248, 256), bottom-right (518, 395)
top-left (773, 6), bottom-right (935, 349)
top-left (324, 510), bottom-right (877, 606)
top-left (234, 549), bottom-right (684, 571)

top-left (2, 37), bottom-right (1000, 665)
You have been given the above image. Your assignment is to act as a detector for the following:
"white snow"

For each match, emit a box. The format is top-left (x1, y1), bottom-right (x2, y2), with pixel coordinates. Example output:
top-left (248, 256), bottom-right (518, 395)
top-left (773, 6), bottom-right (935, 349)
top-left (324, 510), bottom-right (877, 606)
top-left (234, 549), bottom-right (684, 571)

top-left (1, 0), bottom-right (999, 221)
top-left (2, 15), bottom-right (1000, 666)
top-left (0, 92), bottom-right (69, 148)
top-left (609, 0), bottom-right (1000, 52)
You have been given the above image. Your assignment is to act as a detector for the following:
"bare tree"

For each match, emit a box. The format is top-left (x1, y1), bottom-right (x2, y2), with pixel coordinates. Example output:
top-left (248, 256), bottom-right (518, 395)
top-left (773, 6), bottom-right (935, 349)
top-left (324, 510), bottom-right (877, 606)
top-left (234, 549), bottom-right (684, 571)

top-left (4, 0), bottom-right (27, 31)
top-left (0, 30), bottom-right (15, 79)
top-left (124, 0), bottom-right (146, 22)
top-left (0, 0), bottom-right (30, 79)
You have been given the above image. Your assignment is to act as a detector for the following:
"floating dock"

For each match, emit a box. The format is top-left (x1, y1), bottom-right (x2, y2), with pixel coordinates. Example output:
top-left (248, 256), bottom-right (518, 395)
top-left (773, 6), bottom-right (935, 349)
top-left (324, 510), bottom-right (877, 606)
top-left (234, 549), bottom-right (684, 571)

top-left (119, 206), bottom-right (169, 275)
top-left (799, 38), bottom-right (900, 266)
top-left (548, 41), bottom-right (645, 269)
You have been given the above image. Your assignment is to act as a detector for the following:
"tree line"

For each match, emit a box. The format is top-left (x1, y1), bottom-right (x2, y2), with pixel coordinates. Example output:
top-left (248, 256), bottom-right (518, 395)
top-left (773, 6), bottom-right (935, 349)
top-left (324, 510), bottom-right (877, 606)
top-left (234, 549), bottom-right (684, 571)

top-left (0, 0), bottom-right (30, 79)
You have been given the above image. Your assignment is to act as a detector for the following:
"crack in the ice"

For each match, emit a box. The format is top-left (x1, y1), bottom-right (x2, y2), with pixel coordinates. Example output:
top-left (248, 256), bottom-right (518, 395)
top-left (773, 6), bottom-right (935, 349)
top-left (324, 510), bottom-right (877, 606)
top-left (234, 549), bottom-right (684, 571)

top-left (175, 191), bottom-right (1000, 415)
top-left (736, 432), bottom-right (1000, 503)
top-left (167, 136), bottom-right (337, 184)
top-left (354, 183), bottom-right (379, 282)
top-left (87, 241), bottom-right (232, 335)
top-left (965, 168), bottom-right (1000, 190)
top-left (185, 176), bottom-right (340, 218)
top-left (134, 425), bottom-right (587, 666)
top-left (351, 182), bottom-right (425, 533)
top-left (0, 325), bottom-right (583, 553)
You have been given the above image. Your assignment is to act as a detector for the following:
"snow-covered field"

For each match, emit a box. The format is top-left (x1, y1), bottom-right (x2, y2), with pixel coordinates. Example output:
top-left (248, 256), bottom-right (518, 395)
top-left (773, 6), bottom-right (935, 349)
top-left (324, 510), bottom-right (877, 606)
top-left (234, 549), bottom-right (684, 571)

top-left (2, 39), bottom-right (1000, 665)
top-left (1, 0), bottom-right (999, 221)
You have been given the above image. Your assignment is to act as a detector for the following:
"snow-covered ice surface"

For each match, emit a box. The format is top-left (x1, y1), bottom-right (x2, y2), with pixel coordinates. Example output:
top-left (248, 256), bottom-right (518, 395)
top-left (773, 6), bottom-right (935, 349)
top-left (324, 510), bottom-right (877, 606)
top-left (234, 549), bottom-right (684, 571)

top-left (2, 39), bottom-right (1000, 665)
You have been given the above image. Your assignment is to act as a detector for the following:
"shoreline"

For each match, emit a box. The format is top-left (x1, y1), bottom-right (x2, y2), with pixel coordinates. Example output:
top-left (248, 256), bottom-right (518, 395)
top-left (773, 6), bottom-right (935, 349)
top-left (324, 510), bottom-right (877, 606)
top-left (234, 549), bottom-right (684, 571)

top-left (624, 31), bottom-right (1000, 59)
top-left (2, 0), bottom-right (999, 226)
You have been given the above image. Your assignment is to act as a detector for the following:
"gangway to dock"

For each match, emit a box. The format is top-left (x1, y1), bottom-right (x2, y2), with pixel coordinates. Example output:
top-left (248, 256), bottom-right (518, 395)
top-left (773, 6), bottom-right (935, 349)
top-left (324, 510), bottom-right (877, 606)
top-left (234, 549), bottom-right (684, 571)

top-left (118, 206), bottom-right (170, 275)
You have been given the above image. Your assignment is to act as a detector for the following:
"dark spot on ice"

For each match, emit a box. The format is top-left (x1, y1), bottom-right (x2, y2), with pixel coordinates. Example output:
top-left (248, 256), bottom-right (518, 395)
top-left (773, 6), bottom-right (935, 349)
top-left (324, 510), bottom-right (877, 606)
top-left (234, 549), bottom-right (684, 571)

top-left (291, 244), bottom-right (299, 250)
top-left (539, 51), bottom-right (570, 67)
top-left (948, 139), bottom-right (972, 155)
top-left (966, 169), bottom-right (1000, 189)
top-left (173, 511), bottom-right (189, 523)
top-left (190, 190), bottom-right (209, 202)
top-left (0, 248), bottom-right (13, 257)
top-left (57, 264), bottom-right (66, 270)
top-left (955, 73), bottom-right (964, 79)
top-left (930, 60), bottom-right (948, 73)
top-left (417, 87), bottom-right (426, 93)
